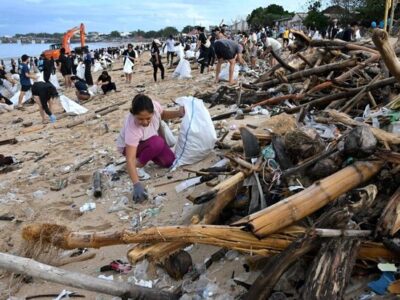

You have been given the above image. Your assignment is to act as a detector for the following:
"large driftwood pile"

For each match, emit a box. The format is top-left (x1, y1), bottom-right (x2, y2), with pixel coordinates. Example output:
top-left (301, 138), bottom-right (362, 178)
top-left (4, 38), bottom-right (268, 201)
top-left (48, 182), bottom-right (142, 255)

top-left (14, 29), bottom-right (400, 299)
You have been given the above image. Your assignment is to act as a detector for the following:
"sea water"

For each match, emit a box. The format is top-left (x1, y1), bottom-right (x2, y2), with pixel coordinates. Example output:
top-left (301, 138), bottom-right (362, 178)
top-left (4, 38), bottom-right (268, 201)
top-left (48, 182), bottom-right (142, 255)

top-left (0, 42), bottom-right (123, 67)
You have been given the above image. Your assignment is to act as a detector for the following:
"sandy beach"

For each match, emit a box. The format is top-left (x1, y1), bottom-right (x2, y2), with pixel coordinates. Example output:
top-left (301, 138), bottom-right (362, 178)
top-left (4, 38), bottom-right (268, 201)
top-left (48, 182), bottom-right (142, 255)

top-left (0, 53), bottom-right (254, 299)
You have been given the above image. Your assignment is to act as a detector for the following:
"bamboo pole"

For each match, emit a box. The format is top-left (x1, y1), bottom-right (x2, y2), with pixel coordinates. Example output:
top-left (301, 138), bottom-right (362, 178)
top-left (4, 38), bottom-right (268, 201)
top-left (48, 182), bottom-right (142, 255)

top-left (372, 29), bottom-right (400, 83)
top-left (384, 0), bottom-right (391, 31)
top-left (21, 223), bottom-right (396, 262)
top-left (0, 252), bottom-right (176, 299)
top-left (233, 161), bottom-right (383, 238)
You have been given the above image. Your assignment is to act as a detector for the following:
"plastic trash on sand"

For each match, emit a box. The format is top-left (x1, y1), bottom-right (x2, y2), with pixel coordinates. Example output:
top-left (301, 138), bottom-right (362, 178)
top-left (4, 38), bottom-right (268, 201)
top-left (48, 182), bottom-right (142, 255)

top-left (93, 60), bottom-right (103, 72)
top-left (173, 59), bottom-right (192, 79)
top-left (10, 90), bottom-right (32, 105)
top-left (159, 120), bottom-right (177, 147)
top-left (59, 95), bottom-right (88, 115)
top-left (76, 62), bottom-right (85, 80)
top-left (79, 202), bottom-right (96, 213)
top-left (50, 73), bottom-right (61, 89)
top-left (219, 63), bottom-right (240, 82)
top-left (172, 96), bottom-right (217, 169)
top-left (123, 58), bottom-right (134, 74)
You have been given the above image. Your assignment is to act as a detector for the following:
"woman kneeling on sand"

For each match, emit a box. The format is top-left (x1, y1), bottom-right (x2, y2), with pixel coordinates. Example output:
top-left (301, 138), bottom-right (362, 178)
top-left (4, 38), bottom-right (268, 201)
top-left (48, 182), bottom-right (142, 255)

top-left (116, 94), bottom-right (184, 202)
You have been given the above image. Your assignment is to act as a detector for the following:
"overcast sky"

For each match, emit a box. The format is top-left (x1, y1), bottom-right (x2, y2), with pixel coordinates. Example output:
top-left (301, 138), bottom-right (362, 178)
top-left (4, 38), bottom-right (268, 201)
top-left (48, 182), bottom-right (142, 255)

top-left (1, 0), bottom-right (310, 35)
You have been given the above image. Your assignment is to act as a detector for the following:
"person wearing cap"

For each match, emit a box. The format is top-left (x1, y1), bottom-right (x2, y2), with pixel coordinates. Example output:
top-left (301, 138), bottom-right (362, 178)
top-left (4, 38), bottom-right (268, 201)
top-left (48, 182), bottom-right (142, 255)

top-left (150, 39), bottom-right (164, 82)
top-left (31, 81), bottom-right (58, 123)
top-left (122, 43), bottom-right (136, 84)
top-left (17, 54), bottom-right (37, 109)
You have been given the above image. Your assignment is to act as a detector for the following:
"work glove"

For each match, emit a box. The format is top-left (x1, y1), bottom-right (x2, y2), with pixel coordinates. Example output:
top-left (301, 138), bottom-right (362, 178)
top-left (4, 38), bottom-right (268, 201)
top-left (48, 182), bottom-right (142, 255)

top-left (49, 114), bottom-right (57, 123)
top-left (132, 182), bottom-right (148, 203)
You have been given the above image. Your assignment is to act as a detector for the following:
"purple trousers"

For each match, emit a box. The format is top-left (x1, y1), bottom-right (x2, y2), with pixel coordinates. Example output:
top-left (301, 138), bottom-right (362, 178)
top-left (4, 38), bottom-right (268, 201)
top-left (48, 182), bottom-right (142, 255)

top-left (136, 135), bottom-right (175, 168)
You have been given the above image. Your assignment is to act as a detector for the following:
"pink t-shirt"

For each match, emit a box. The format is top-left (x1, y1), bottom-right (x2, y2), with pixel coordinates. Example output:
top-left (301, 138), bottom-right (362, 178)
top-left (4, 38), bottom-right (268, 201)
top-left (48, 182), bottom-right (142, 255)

top-left (116, 100), bottom-right (163, 153)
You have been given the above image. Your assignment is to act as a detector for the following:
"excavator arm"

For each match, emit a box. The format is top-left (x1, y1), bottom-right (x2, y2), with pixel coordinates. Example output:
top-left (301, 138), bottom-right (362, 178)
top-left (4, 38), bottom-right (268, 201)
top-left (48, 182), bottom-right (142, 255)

top-left (42, 23), bottom-right (85, 59)
top-left (62, 23), bottom-right (85, 53)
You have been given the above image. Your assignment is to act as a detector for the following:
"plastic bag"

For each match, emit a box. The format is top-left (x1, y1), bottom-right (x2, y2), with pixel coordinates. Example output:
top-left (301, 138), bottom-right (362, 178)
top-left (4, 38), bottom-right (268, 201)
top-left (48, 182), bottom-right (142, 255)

top-left (219, 63), bottom-right (240, 82)
top-left (76, 63), bottom-right (85, 80)
top-left (172, 96), bottom-right (217, 169)
top-left (159, 120), bottom-right (177, 147)
top-left (10, 90), bottom-right (32, 105)
top-left (59, 95), bottom-right (88, 115)
top-left (175, 45), bottom-right (184, 60)
top-left (123, 58), bottom-right (134, 74)
top-left (88, 84), bottom-right (99, 96)
top-left (49, 73), bottom-right (61, 89)
top-left (172, 59), bottom-right (191, 79)
top-left (93, 60), bottom-right (103, 72)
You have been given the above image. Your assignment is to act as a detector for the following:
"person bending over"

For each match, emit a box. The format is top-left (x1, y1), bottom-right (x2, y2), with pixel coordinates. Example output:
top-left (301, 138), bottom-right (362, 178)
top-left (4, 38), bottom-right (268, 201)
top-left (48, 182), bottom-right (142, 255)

top-left (214, 39), bottom-right (244, 85)
top-left (31, 81), bottom-right (58, 123)
top-left (116, 94), bottom-right (184, 202)
top-left (71, 76), bottom-right (91, 101)
top-left (96, 71), bottom-right (118, 94)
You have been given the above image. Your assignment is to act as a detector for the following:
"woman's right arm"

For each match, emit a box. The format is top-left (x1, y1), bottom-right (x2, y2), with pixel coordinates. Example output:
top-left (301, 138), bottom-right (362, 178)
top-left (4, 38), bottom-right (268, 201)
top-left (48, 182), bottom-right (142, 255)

top-left (125, 145), bottom-right (140, 184)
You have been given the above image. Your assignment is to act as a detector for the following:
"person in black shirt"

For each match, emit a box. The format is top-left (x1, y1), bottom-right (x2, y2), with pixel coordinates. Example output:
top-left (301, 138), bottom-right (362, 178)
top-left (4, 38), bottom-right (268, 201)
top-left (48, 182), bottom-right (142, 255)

top-left (122, 43), bottom-right (136, 84)
top-left (71, 76), bottom-right (90, 101)
top-left (196, 26), bottom-right (210, 74)
top-left (31, 81), bottom-right (58, 123)
top-left (150, 39), bottom-right (164, 82)
top-left (83, 48), bottom-right (93, 86)
top-left (57, 48), bottom-right (72, 88)
top-left (97, 71), bottom-right (118, 94)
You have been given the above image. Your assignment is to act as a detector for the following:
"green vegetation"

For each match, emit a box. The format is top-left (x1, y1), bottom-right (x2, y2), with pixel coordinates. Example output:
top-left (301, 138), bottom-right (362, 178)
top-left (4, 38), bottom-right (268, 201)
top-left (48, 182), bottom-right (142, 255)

top-left (247, 4), bottom-right (294, 29)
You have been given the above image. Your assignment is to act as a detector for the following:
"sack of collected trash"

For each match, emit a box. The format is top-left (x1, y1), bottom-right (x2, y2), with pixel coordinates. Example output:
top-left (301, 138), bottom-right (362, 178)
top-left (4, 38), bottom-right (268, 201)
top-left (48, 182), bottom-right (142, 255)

top-left (88, 84), bottom-right (99, 96)
top-left (172, 96), bottom-right (217, 169)
top-left (93, 60), bottom-right (103, 72)
top-left (219, 63), bottom-right (240, 82)
top-left (59, 95), bottom-right (88, 115)
top-left (49, 73), bottom-right (61, 90)
top-left (159, 120), bottom-right (177, 147)
top-left (175, 44), bottom-right (185, 60)
top-left (123, 58), bottom-right (134, 74)
top-left (76, 62), bottom-right (85, 80)
top-left (10, 90), bottom-right (32, 105)
top-left (173, 59), bottom-right (191, 79)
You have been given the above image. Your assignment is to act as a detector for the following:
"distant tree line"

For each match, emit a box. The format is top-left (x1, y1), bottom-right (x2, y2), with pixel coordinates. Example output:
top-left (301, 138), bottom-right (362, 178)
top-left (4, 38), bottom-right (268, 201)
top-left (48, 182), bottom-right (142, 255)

top-left (247, 1), bottom-right (399, 31)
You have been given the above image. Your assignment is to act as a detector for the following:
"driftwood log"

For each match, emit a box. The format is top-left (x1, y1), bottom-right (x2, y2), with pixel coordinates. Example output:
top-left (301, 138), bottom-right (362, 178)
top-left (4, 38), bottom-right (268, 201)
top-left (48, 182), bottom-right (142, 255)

top-left (0, 252), bottom-right (176, 299)
top-left (21, 223), bottom-right (396, 262)
top-left (373, 28), bottom-right (400, 83)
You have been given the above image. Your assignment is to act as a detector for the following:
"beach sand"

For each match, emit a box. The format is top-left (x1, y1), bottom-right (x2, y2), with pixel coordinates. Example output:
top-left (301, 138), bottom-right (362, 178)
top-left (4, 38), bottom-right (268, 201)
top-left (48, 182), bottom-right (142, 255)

top-left (0, 54), bottom-right (254, 299)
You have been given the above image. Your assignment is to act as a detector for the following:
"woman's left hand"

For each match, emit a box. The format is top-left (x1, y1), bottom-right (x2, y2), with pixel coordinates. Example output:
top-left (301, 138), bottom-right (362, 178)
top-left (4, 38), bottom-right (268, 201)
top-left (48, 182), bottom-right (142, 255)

top-left (179, 106), bottom-right (185, 117)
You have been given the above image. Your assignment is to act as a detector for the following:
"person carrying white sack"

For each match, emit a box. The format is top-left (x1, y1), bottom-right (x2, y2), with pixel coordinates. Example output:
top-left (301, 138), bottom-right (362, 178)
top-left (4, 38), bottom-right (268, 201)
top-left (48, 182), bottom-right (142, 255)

top-left (122, 43), bottom-right (136, 84)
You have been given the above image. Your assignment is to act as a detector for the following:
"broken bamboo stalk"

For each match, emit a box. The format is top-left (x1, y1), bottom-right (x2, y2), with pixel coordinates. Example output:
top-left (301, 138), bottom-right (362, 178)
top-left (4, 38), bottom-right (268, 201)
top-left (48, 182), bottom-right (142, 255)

top-left (21, 223), bottom-right (394, 262)
top-left (372, 28), bottom-right (400, 83)
top-left (0, 252), bottom-right (176, 299)
top-left (233, 160), bottom-right (383, 238)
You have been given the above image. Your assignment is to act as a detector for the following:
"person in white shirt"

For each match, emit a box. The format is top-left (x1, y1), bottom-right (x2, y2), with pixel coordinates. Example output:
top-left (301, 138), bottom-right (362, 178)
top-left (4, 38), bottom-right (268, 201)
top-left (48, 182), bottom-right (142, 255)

top-left (163, 35), bottom-right (176, 67)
